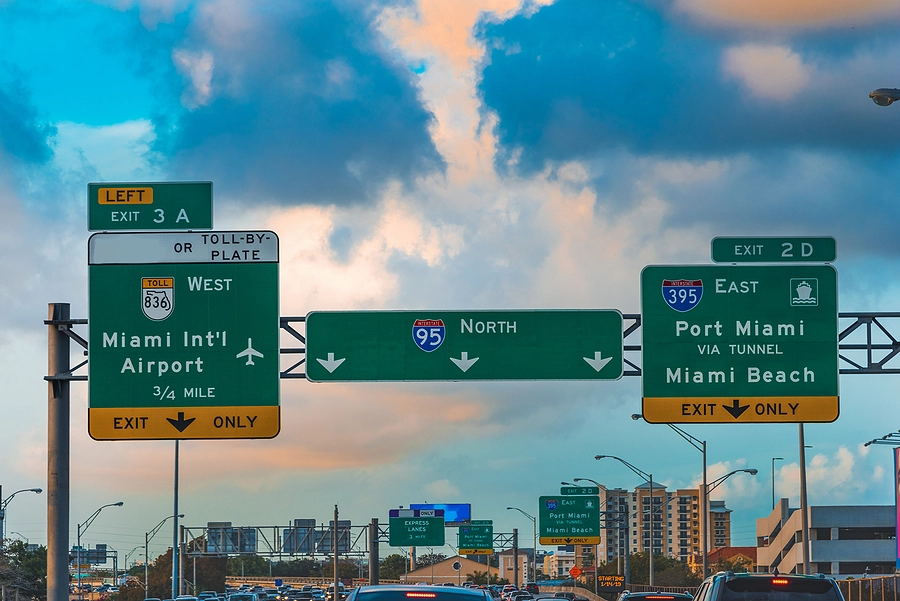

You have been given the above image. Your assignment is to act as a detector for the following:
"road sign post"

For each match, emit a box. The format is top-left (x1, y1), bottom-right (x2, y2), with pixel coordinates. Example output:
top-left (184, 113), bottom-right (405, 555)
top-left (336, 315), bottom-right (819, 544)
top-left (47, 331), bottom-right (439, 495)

top-left (641, 265), bottom-right (838, 423)
top-left (306, 310), bottom-right (623, 381)
top-left (88, 182), bottom-right (213, 231)
top-left (459, 520), bottom-right (493, 555)
top-left (388, 509), bottom-right (445, 547)
top-left (539, 495), bottom-right (601, 545)
top-left (88, 231), bottom-right (280, 440)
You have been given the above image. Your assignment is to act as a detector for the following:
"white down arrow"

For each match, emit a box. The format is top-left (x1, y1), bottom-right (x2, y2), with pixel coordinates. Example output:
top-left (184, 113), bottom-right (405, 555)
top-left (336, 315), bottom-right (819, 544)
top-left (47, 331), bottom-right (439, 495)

top-left (450, 352), bottom-right (479, 372)
top-left (583, 351), bottom-right (612, 372)
top-left (316, 352), bottom-right (346, 373)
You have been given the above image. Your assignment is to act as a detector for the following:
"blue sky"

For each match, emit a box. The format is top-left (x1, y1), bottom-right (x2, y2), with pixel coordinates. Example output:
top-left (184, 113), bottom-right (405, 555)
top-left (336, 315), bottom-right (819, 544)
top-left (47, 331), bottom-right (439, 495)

top-left (3, 0), bottom-right (900, 567)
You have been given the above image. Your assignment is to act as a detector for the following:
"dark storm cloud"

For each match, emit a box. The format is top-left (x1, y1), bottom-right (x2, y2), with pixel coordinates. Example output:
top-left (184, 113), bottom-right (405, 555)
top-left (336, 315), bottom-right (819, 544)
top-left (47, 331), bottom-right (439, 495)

top-left (0, 75), bottom-right (55, 163)
top-left (154, 0), bottom-right (442, 205)
top-left (476, 0), bottom-right (900, 173)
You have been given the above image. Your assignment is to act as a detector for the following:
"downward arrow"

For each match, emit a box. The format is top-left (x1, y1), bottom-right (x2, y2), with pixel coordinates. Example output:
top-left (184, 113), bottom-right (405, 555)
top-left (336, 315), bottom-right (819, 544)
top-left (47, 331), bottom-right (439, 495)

top-left (167, 411), bottom-right (196, 433)
top-left (316, 352), bottom-right (346, 373)
top-left (450, 352), bottom-right (479, 372)
top-left (723, 399), bottom-right (750, 419)
top-left (583, 351), bottom-right (612, 372)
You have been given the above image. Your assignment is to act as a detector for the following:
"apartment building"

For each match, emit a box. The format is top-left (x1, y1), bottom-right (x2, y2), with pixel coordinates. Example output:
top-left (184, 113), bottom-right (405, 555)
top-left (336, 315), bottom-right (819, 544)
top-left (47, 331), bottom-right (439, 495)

top-left (597, 484), bottom-right (731, 569)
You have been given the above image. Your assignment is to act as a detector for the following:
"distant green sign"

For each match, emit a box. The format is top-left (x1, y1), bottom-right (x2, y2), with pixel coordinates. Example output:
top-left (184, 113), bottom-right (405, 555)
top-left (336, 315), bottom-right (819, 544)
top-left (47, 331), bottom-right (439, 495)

top-left (459, 520), bottom-right (493, 555)
top-left (306, 310), bottom-right (623, 381)
top-left (641, 264), bottom-right (838, 424)
top-left (538, 495), bottom-right (601, 545)
top-left (389, 510), bottom-right (445, 547)
top-left (561, 486), bottom-right (599, 496)
top-left (711, 237), bottom-right (835, 263)
top-left (88, 181), bottom-right (213, 231)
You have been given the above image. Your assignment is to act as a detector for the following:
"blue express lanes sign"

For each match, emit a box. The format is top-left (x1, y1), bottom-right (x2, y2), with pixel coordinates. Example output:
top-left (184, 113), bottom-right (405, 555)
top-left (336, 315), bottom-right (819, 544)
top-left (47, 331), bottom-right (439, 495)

top-left (641, 265), bottom-right (839, 424)
top-left (538, 495), bottom-right (600, 545)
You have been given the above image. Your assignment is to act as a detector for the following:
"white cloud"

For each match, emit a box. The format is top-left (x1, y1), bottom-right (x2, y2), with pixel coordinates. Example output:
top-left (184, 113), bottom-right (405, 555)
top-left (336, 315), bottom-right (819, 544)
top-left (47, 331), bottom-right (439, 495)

top-left (53, 120), bottom-right (157, 181)
top-left (673, 0), bottom-right (900, 29)
top-left (425, 479), bottom-right (460, 499)
top-left (173, 49), bottom-right (215, 108)
top-left (722, 44), bottom-right (811, 101)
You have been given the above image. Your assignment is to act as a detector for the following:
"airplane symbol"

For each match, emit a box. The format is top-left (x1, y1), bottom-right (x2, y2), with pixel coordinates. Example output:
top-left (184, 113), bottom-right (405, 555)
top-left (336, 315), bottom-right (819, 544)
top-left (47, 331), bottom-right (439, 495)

top-left (236, 338), bottom-right (264, 365)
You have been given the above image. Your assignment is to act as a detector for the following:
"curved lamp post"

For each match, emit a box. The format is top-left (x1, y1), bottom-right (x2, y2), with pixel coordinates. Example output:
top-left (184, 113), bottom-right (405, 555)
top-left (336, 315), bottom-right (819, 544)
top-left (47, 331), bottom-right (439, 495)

top-left (0, 487), bottom-right (43, 540)
top-left (595, 455), bottom-right (657, 586)
top-left (77, 502), bottom-right (124, 599)
top-left (146, 514), bottom-right (184, 596)
top-left (631, 414), bottom-right (709, 576)
top-left (870, 88), bottom-right (900, 106)
top-left (506, 507), bottom-right (537, 584)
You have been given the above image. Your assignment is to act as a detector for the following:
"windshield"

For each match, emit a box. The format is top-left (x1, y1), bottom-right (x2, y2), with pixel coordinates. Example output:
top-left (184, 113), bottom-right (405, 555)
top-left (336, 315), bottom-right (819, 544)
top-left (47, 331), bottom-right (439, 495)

top-left (722, 578), bottom-right (842, 601)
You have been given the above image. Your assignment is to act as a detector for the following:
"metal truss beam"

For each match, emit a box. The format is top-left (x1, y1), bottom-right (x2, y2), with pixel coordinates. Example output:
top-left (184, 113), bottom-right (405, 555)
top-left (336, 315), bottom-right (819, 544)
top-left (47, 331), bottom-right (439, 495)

top-left (48, 312), bottom-right (900, 381)
top-left (279, 312), bottom-right (900, 378)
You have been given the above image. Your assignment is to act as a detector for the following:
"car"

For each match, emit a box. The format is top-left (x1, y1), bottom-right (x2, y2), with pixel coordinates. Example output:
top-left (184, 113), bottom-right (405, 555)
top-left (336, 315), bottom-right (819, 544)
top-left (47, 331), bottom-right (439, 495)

top-left (345, 585), bottom-right (492, 601)
top-left (229, 593), bottom-right (260, 601)
top-left (692, 572), bottom-right (844, 601)
top-left (522, 585), bottom-right (539, 595)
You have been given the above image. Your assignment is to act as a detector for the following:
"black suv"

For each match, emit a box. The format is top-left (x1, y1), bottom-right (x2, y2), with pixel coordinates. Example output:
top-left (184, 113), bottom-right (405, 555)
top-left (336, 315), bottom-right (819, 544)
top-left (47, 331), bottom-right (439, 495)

top-left (694, 572), bottom-right (844, 601)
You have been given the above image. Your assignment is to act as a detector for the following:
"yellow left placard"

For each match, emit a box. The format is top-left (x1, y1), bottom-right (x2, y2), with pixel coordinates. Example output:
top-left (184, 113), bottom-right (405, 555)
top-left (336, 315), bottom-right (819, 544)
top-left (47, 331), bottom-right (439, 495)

top-left (97, 187), bottom-right (154, 204)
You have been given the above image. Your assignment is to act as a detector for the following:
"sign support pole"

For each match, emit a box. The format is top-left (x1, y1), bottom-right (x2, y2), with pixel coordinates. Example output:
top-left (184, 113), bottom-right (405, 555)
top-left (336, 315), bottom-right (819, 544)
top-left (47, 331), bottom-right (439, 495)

top-left (799, 424), bottom-right (810, 574)
top-left (172, 441), bottom-right (180, 599)
top-left (334, 505), bottom-right (339, 597)
top-left (47, 303), bottom-right (71, 601)
top-left (512, 528), bottom-right (518, 588)
top-left (369, 518), bottom-right (379, 585)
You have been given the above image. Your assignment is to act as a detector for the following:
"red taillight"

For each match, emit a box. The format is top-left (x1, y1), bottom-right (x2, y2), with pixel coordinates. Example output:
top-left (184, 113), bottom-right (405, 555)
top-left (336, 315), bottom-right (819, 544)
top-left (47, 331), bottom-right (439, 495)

top-left (772, 579), bottom-right (790, 586)
top-left (406, 595), bottom-right (437, 599)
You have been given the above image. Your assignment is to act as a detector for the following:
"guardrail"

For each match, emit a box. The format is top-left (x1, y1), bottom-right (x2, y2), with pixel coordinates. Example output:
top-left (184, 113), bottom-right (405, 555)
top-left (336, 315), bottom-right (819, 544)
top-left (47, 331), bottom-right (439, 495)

top-left (838, 575), bottom-right (900, 601)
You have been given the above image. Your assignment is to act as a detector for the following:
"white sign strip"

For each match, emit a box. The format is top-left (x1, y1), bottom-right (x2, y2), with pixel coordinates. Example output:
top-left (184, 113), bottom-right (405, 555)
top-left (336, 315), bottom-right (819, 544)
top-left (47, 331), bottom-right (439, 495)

top-left (89, 231), bottom-right (279, 264)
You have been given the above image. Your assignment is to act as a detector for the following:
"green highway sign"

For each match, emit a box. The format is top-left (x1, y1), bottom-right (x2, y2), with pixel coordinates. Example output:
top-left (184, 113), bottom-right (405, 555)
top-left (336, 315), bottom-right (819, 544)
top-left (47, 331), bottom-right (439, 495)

top-left (88, 181), bottom-right (213, 231)
top-left (305, 310), bottom-right (623, 381)
top-left (389, 509), bottom-right (445, 547)
top-left (561, 486), bottom-right (599, 496)
top-left (459, 520), bottom-right (493, 555)
top-left (538, 495), bottom-right (601, 545)
top-left (88, 231), bottom-right (280, 440)
top-left (712, 237), bottom-right (836, 263)
top-left (641, 265), bottom-right (838, 424)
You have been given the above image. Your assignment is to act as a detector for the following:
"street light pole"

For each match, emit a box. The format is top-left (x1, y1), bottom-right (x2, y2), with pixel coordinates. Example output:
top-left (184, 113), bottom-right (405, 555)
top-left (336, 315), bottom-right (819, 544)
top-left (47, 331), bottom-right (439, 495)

top-left (145, 514), bottom-right (183, 598)
top-left (506, 507), bottom-right (536, 583)
top-left (573, 478), bottom-right (604, 590)
top-left (595, 455), bottom-right (656, 586)
top-left (76, 502), bottom-right (124, 600)
top-left (771, 458), bottom-right (784, 510)
top-left (0, 487), bottom-right (42, 540)
top-left (632, 414), bottom-right (708, 576)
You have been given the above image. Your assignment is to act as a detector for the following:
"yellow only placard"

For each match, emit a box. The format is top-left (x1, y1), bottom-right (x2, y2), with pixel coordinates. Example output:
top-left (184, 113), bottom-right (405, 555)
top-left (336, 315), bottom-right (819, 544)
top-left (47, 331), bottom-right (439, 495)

top-left (458, 549), bottom-right (493, 555)
top-left (539, 536), bottom-right (601, 545)
top-left (642, 396), bottom-right (839, 424)
top-left (88, 406), bottom-right (280, 440)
